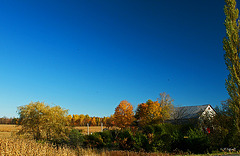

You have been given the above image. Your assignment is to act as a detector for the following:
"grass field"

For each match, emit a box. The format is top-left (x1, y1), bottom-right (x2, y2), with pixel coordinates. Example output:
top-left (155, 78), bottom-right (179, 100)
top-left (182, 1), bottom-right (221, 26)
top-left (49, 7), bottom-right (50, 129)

top-left (0, 124), bottom-right (21, 132)
top-left (0, 124), bottom-right (106, 138)
top-left (0, 124), bottom-right (21, 138)
top-left (75, 126), bottom-right (107, 134)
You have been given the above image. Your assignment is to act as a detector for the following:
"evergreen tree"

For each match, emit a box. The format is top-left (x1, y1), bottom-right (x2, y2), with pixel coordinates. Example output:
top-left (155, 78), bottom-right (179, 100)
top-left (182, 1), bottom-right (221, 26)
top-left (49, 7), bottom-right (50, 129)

top-left (223, 0), bottom-right (240, 131)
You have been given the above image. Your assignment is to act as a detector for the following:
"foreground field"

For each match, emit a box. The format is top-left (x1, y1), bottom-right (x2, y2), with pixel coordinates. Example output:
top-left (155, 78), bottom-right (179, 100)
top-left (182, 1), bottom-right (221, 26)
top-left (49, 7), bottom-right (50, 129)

top-left (0, 138), bottom-right (77, 156)
top-left (0, 124), bottom-right (239, 156)
top-left (0, 137), bottom-right (174, 156)
top-left (1, 137), bottom-right (239, 156)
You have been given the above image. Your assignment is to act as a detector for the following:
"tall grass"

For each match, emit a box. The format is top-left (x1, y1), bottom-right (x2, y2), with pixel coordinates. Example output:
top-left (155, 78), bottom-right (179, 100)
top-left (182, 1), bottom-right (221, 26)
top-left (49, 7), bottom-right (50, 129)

top-left (0, 138), bottom-right (77, 156)
top-left (0, 137), bottom-right (173, 156)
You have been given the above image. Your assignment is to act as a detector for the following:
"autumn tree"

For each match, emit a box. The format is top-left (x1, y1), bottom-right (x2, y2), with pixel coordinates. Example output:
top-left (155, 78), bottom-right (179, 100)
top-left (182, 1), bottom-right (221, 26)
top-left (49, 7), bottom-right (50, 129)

top-left (157, 92), bottom-right (174, 121)
top-left (135, 100), bottom-right (162, 126)
top-left (17, 101), bottom-right (70, 141)
top-left (114, 100), bottom-right (135, 129)
top-left (91, 117), bottom-right (97, 126)
top-left (102, 116), bottom-right (107, 125)
top-left (67, 115), bottom-right (73, 125)
top-left (84, 114), bottom-right (90, 126)
top-left (106, 115), bottom-right (115, 128)
top-left (135, 93), bottom-right (173, 126)
top-left (223, 0), bottom-right (240, 131)
top-left (78, 114), bottom-right (85, 126)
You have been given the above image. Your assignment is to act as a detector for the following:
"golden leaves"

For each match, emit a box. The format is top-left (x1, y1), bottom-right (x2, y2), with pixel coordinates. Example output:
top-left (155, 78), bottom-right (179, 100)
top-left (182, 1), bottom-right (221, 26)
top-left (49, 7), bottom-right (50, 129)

top-left (136, 93), bottom-right (174, 126)
top-left (114, 100), bottom-right (135, 129)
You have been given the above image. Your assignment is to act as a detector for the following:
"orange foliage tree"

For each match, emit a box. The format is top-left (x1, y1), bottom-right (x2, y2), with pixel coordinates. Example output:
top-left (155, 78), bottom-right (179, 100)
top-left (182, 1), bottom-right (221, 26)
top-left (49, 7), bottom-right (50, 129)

top-left (135, 100), bottom-right (162, 126)
top-left (106, 115), bottom-right (115, 128)
top-left (91, 117), bottom-right (96, 126)
top-left (114, 100), bottom-right (135, 129)
top-left (135, 93), bottom-right (173, 126)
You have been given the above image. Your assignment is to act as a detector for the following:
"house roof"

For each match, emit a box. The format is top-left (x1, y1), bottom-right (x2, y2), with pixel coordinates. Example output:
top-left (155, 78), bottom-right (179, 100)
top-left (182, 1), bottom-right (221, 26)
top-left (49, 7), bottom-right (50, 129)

top-left (170, 104), bottom-right (211, 120)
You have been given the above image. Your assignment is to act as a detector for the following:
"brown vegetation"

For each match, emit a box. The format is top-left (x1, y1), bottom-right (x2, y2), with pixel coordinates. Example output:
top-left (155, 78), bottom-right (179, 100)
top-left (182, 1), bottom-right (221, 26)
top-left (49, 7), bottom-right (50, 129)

top-left (74, 126), bottom-right (106, 135)
top-left (0, 124), bottom-right (21, 138)
top-left (0, 124), bottom-right (21, 132)
top-left (0, 137), bottom-right (77, 155)
top-left (0, 137), bottom-right (174, 156)
top-left (0, 124), bottom-right (108, 137)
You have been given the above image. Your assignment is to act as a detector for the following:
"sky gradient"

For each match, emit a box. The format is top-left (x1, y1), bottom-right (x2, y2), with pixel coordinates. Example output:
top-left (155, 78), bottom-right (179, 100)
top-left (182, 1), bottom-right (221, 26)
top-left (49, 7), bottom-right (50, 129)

top-left (0, 0), bottom-right (230, 117)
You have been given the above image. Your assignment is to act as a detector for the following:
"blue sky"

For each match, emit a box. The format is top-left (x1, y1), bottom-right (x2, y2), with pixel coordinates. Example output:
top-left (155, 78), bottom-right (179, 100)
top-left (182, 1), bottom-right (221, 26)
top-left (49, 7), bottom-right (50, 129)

top-left (0, 0), bottom-right (230, 117)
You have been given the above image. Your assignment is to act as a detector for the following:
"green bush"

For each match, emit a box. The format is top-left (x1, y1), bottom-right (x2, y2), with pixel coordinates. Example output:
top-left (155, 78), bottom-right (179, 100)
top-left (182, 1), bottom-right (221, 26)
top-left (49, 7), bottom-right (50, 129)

top-left (99, 130), bottom-right (114, 148)
top-left (84, 132), bottom-right (104, 148)
top-left (117, 129), bottom-right (135, 150)
top-left (148, 124), bottom-right (183, 152)
top-left (69, 129), bottom-right (84, 147)
top-left (227, 130), bottom-right (240, 149)
top-left (142, 125), bottom-right (155, 134)
top-left (80, 123), bottom-right (212, 153)
top-left (186, 128), bottom-right (210, 154)
top-left (132, 131), bottom-right (148, 151)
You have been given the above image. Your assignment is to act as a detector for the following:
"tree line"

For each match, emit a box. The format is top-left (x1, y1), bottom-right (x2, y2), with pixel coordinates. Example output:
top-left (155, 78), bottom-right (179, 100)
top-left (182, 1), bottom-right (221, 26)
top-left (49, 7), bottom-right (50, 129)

top-left (49, 92), bottom-right (173, 128)
top-left (67, 114), bottom-right (113, 127)
top-left (0, 117), bottom-right (18, 124)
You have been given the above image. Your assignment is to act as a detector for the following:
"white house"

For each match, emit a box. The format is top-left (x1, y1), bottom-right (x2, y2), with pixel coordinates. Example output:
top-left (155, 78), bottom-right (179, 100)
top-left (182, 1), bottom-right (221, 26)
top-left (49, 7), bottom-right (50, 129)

top-left (168, 104), bottom-right (216, 133)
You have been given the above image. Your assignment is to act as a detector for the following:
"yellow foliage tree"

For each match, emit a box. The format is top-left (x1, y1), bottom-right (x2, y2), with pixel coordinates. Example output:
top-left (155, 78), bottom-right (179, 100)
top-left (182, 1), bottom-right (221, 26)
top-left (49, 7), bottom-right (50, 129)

top-left (135, 93), bottom-right (173, 126)
top-left (67, 115), bottom-right (73, 125)
top-left (157, 92), bottom-right (174, 121)
top-left (17, 101), bottom-right (70, 141)
top-left (135, 100), bottom-right (161, 126)
top-left (91, 117), bottom-right (96, 126)
top-left (114, 100), bottom-right (135, 129)
top-left (106, 115), bottom-right (115, 128)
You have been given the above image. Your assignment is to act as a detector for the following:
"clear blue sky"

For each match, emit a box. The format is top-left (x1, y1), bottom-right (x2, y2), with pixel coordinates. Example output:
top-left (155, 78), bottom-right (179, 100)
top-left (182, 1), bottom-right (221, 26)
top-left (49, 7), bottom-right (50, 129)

top-left (0, 0), bottom-right (230, 117)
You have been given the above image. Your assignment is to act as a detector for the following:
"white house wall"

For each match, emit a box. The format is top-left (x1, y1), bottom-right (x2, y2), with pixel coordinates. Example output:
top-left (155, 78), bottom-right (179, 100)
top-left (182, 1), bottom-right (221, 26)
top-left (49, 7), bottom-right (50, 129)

top-left (201, 105), bottom-right (216, 118)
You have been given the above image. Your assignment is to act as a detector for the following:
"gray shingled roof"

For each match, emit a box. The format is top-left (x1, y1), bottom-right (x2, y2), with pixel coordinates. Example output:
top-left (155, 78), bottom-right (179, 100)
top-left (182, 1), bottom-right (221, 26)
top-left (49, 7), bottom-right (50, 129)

top-left (170, 104), bottom-right (210, 120)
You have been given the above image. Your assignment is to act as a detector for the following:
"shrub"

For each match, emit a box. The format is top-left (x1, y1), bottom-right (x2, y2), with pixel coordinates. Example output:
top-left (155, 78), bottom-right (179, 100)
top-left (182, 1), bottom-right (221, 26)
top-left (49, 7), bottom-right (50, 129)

top-left (84, 132), bottom-right (104, 148)
top-left (117, 129), bottom-right (135, 150)
top-left (69, 129), bottom-right (84, 147)
top-left (186, 128), bottom-right (210, 154)
top-left (99, 130), bottom-right (114, 148)
top-left (142, 125), bottom-right (155, 134)
top-left (132, 131), bottom-right (148, 151)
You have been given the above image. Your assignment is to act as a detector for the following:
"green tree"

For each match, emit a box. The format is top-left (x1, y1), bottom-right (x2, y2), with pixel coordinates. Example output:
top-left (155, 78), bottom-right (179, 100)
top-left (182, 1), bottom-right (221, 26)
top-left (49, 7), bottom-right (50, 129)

top-left (223, 0), bottom-right (240, 131)
top-left (17, 101), bottom-right (70, 142)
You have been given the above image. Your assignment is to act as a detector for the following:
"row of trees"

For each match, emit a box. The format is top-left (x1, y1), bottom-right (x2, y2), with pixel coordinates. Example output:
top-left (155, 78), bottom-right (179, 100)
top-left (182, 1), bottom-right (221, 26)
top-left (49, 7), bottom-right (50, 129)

top-left (67, 114), bottom-right (112, 127)
top-left (0, 117), bottom-right (18, 124)
top-left (16, 92), bottom-right (173, 142)
top-left (64, 92), bottom-right (174, 129)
